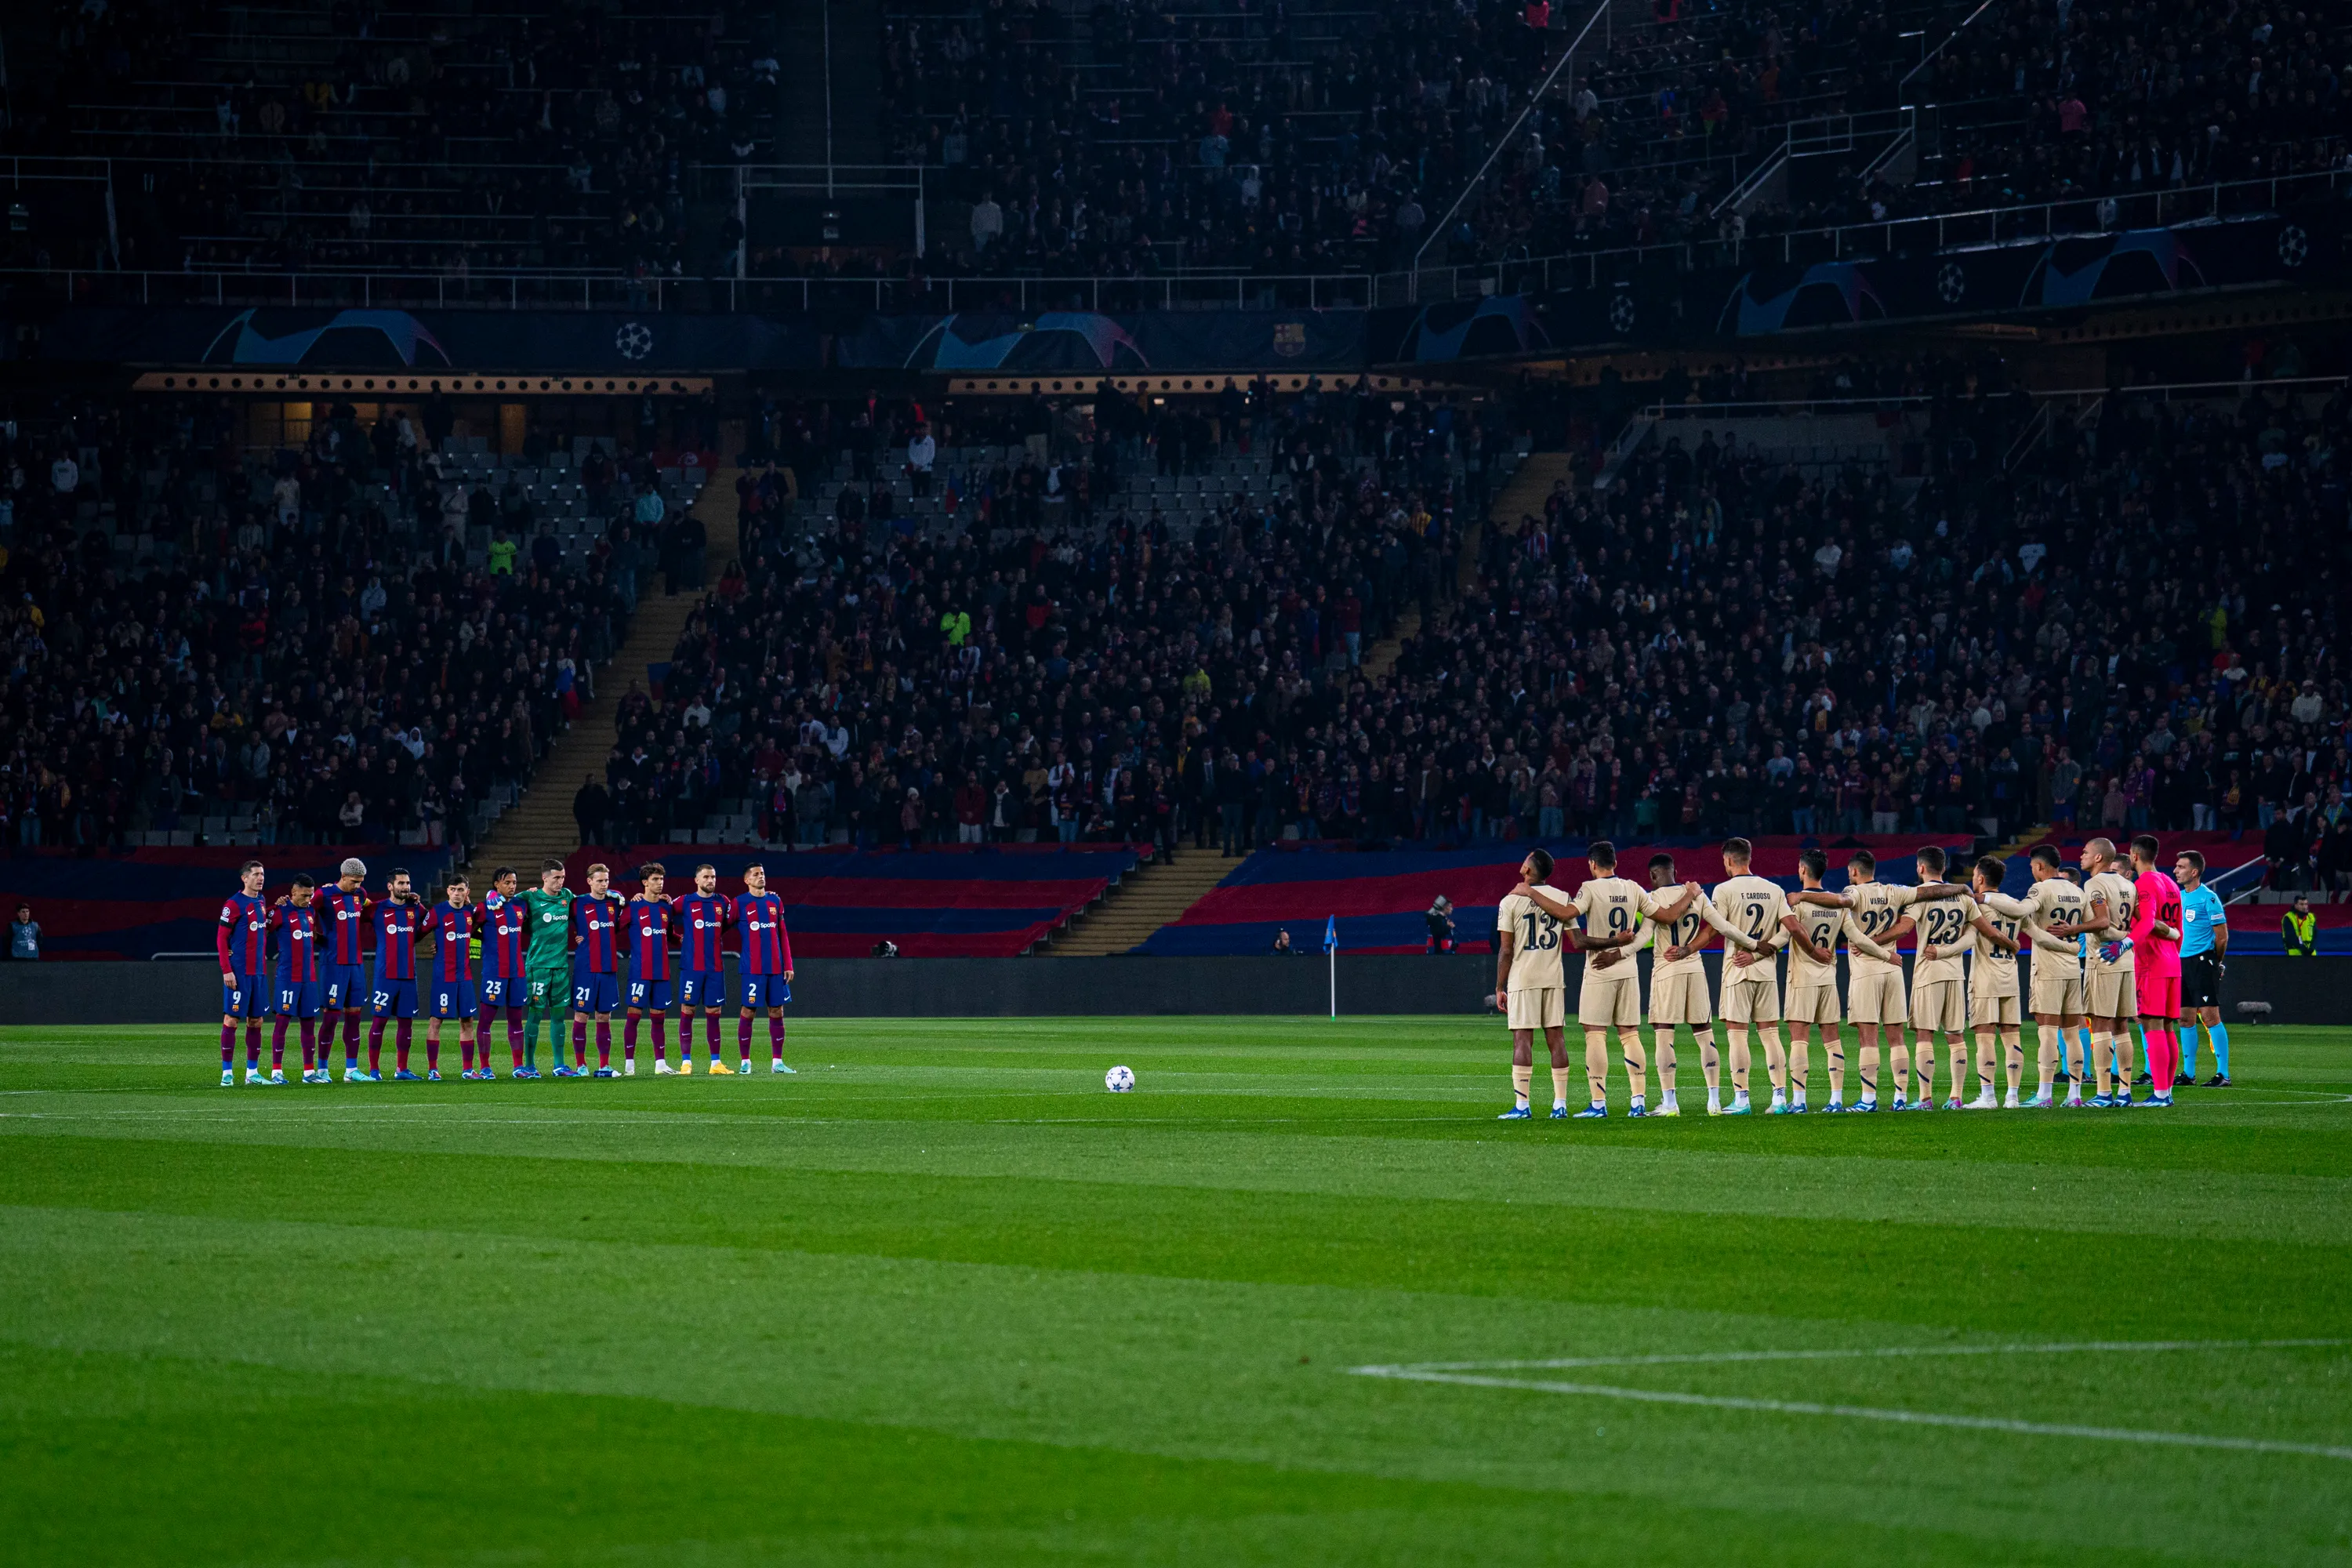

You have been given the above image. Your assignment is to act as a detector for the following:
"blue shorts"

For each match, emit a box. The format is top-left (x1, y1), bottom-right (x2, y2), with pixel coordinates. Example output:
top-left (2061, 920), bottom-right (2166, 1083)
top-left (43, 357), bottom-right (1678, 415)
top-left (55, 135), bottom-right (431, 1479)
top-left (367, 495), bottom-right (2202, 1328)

top-left (274, 978), bottom-right (323, 1020)
top-left (322, 963), bottom-right (368, 1011)
top-left (370, 977), bottom-right (419, 1020)
top-left (743, 974), bottom-right (791, 1011)
top-left (571, 971), bottom-right (620, 1014)
top-left (481, 976), bottom-right (514, 1008)
top-left (222, 974), bottom-right (268, 1018)
top-left (627, 977), bottom-right (674, 1011)
top-left (681, 970), bottom-right (728, 1008)
top-left (430, 980), bottom-right (478, 1021)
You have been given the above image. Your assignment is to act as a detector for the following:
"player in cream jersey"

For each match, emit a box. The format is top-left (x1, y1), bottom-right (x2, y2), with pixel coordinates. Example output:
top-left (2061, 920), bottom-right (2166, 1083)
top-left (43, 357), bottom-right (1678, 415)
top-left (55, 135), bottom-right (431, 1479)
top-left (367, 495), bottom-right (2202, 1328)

top-left (1778, 848), bottom-right (1871, 1111)
top-left (2078, 837), bottom-right (2143, 1107)
top-left (2005, 844), bottom-right (2092, 1106)
top-left (1893, 844), bottom-right (1980, 1110)
top-left (1956, 855), bottom-right (2027, 1107)
top-left (1815, 848), bottom-right (1973, 1111)
top-left (1514, 840), bottom-right (1697, 1117)
top-left (1632, 853), bottom-right (1719, 1119)
top-left (1495, 847), bottom-right (1612, 1119)
top-left (1710, 838), bottom-right (1796, 1115)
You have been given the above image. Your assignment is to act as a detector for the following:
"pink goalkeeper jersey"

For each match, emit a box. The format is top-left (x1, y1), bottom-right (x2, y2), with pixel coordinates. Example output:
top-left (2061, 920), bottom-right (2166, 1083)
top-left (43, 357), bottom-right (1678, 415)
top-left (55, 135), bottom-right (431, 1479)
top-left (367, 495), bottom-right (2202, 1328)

top-left (2132, 869), bottom-right (2184, 977)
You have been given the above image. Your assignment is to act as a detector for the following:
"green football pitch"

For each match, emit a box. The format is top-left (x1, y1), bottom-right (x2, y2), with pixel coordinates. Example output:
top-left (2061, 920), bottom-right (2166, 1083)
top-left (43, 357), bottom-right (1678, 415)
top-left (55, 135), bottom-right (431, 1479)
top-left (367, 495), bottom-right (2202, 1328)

top-left (2, 1018), bottom-right (2348, 1566)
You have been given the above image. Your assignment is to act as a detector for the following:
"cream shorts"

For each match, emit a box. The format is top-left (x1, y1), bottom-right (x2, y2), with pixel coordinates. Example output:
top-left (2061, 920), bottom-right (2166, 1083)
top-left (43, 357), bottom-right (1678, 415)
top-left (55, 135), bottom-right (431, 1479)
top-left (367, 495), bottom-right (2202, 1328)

top-left (2085, 967), bottom-right (2140, 1022)
top-left (1648, 968), bottom-right (1712, 1027)
top-left (1720, 974), bottom-right (1781, 1026)
top-left (1911, 978), bottom-right (1965, 1035)
top-left (1846, 967), bottom-right (1907, 1025)
top-left (1785, 981), bottom-right (1842, 1028)
top-left (1969, 989), bottom-right (2022, 1029)
top-left (1577, 973), bottom-right (1640, 1029)
top-left (1506, 986), bottom-right (1566, 1031)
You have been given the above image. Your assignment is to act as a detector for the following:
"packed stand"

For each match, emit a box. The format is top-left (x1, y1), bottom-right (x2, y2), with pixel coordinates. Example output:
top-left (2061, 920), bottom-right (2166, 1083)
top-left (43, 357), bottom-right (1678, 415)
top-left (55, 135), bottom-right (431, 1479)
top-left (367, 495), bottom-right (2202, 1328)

top-left (1387, 352), bottom-right (2350, 868)
top-left (0, 395), bottom-right (682, 857)
top-left (578, 378), bottom-right (1514, 858)
top-left (14, 0), bottom-right (777, 277)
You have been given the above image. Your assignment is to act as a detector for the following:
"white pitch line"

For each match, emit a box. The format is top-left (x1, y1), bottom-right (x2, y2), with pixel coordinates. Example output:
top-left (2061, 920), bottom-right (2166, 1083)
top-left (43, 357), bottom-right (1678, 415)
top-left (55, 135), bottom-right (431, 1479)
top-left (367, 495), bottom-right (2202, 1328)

top-left (1396, 1337), bottom-right (2352, 1374)
top-left (1350, 1340), bottom-right (2352, 1461)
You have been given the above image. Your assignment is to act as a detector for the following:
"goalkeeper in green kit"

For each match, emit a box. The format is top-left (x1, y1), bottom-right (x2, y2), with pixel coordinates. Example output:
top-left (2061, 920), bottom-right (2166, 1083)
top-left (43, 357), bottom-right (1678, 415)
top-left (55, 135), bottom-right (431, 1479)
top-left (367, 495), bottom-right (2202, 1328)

top-left (517, 858), bottom-right (577, 1077)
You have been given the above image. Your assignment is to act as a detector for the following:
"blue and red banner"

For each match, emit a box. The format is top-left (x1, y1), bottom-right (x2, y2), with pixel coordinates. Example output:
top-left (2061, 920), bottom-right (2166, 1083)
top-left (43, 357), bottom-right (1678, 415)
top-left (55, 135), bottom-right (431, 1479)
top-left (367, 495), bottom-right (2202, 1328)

top-left (0, 845), bottom-right (454, 961)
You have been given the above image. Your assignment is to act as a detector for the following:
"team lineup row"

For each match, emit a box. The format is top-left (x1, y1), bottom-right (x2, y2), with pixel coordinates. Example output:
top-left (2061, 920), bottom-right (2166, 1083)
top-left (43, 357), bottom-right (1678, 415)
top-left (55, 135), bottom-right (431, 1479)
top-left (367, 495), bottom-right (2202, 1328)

top-left (212, 858), bottom-right (799, 1086)
top-left (1491, 834), bottom-right (2229, 1119)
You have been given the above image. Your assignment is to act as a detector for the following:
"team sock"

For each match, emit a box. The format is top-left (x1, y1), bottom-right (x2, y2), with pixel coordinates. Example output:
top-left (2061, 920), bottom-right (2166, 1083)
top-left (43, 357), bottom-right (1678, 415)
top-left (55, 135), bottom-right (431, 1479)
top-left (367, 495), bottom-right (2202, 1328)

top-left (270, 1018), bottom-right (289, 1069)
top-left (220, 1023), bottom-right (235, 1072)
top-left (300, 1018), bottom-right (318, 1069)
top-left (1548, 1065), bottom-right (1570, 1109)
top-left (768, 1014), bottom-right (785, 1060)
top-left (652, 1015), bottom-right (669, 1061)
top-left (460, 1035), bottom-right (474, 1072)
top-left (340, 1012), bottom-right (360, 1065)
top-left (243, 1022), bottom-right (263, 1069)
top-left (705, 1012), bottom-right (722, 1061)
top-left (367, 1020), bottom-right (385, 1073)
top-left (2149, 1028), bottom-right (2175, 1094)
top-left (423, 1025), bottom-right (439, 1074)
top-left (2212, 1022), bottom-right (2230, 1078)
top-left (1512, 1063), bottom-right (1533, 1109)
top-left (508, 1007), bottom-right (525, 1069)
top-left (737, 1014), bottom-right (754, 1065)
top-left (623, 1016), bottom-right (639, 1061)
top-left (397, 1020), bottom-right (413, 1073)
top-left (570, 1018), bottom-right (587, 1065)
top-left (597, 1019), bottom-right (612, 1069)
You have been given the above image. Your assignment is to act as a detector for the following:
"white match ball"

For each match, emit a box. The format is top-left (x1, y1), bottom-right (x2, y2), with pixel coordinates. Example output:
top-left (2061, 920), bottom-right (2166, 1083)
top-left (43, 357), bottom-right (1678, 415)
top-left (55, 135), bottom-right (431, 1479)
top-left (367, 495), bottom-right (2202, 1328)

top-left (1105, 1065), bottom-right (1135, 1093)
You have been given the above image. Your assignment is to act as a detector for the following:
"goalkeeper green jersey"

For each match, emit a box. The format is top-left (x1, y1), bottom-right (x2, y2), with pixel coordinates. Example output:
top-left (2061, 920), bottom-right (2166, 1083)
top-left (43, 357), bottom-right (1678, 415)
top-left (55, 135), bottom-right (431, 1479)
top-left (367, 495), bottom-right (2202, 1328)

top-left (522, 887), bottom-right (575, 970)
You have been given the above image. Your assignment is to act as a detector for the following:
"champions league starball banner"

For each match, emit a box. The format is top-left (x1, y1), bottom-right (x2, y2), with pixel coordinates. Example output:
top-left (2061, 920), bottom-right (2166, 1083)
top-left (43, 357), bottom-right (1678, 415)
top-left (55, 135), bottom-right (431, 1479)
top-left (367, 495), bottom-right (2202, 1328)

top-left (31, 307), bottom-right (824, 372)
top-left (12, 211), bottom-right (2338, 373)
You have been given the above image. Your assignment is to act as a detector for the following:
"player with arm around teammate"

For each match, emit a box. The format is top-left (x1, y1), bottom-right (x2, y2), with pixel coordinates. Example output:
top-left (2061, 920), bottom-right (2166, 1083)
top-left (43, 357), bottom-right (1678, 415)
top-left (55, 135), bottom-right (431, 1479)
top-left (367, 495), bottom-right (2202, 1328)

top-left (1634, 853), bottom-right (1725, 1116)
top-left (735, 864), bottom-right (797, 1075)
top-left (1956, 857), bottom-right (2026, 1107)
top-left (1831, 850), bottom-right (1926, 1112)
top-left (2072, 837), bottom-right (2143, 1107)
top-left (217, 858), bottom-right (274, 1086)
top-left (676, 862), bottom-right (734, 1073)
top-left (1778, 849), bottom-right (1873, 1112)
top-left (2005, 845), bottom-right (2093, 1107)
top-left (1886, 845), bottom-right (1984, 1110)
top-left (2173, 850), bottom-right (2230, 1087)
top-left (1494, 848), bottom-right (1577, 1118)
top-left (1513, 841), bottom-right (1694, 1116)
top-left (1711, 838), bottom-right (1795, 1114)
top-left (2127, 834), bottom-right (2186, 1106)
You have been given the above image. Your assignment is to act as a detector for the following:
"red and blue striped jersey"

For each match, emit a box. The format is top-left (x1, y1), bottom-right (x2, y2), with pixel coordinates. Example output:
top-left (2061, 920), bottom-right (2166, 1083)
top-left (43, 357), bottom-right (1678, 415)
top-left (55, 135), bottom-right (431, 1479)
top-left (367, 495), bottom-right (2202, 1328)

top-left (426, 902), bottom-right (479, 983)
top-left (626, 898), bottom-right (673, 981)
top-left (679, 893), bottom-right (732, 971)
top-left (737, 892), bottom-right (792, 975)
top-left (318, 887), bottom-right (371, 965)
top-left (270, 903), bottom-right (321, 982)
top-left (481, 894), bottom-right (528, 978)
top-left (217, 891), bottom-right (270, 974)
top-left (572, 894), bottom-right (622, 973)
top-left (373, 900), bottom-right (420, 981)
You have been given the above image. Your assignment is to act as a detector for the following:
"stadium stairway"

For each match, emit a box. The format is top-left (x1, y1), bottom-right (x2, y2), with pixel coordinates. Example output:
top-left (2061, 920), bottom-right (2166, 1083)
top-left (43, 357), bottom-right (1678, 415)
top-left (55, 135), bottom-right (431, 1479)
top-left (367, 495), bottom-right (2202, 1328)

top-left (460, 469), bottom-right (744, 881)
top-left (1042, 845), bottom-right (1236, 956)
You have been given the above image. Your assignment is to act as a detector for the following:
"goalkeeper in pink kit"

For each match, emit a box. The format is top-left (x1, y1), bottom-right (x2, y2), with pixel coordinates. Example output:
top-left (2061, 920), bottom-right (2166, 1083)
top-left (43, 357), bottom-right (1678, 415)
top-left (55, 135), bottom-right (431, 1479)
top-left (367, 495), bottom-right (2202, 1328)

top-left (2127, 833), bottom-right (2186, 1106)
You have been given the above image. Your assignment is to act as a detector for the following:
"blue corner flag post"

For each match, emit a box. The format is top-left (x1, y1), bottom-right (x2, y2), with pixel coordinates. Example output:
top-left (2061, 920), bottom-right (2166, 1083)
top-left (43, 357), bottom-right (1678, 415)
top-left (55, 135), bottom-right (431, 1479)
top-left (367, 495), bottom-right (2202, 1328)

top-left (1325, 916), bottom-right (1338, 1020)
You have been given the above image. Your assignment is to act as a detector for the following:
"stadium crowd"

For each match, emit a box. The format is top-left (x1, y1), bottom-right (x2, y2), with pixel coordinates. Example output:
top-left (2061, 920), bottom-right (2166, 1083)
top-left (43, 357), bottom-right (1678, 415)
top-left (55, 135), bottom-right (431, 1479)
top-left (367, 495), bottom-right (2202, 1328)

top-left (0, 396), bottom-right (676, 855)
top-left (589, 355), bottom-right (2351, 888)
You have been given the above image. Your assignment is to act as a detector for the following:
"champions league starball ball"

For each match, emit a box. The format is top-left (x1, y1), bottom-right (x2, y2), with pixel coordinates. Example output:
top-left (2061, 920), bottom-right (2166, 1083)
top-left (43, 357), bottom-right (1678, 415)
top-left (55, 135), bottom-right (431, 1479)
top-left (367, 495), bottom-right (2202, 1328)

top-left (1105, 1065), bottom-right (1135, 1093)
